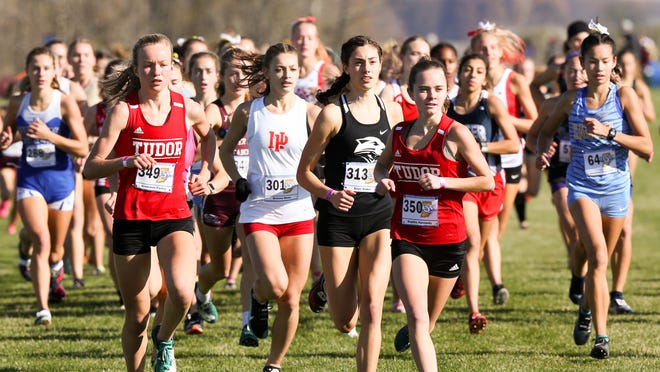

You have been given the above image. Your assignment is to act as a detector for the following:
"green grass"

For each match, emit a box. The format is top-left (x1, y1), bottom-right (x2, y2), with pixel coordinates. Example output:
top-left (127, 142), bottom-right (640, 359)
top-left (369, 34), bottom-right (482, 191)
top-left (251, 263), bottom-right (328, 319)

top-left (1, 91), bottom-right (660, 371)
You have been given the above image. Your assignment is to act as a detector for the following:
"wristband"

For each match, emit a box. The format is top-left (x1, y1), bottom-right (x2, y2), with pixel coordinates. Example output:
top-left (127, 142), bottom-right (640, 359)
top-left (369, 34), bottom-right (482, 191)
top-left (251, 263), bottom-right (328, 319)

top-left (325, 188), bottom-right (335, 200)
top-left (208, 182), bottom-right (215, 192)
top-left (480, 143), bottom-right (488, 153)
top-left (439, 177), bottom-right (446, 189)
top-left (122, 156), bottom-right (130, 168)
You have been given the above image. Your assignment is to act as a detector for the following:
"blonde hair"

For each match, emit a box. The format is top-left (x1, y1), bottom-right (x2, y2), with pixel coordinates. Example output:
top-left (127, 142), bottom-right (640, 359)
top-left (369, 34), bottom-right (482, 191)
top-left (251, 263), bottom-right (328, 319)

top-left (470, 27), bottom-right (526, 66)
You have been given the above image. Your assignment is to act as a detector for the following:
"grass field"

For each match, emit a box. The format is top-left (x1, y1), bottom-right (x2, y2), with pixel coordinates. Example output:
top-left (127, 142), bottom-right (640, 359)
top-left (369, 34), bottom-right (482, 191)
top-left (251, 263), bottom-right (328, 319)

top-left (0, 92), bottom-right (659, 371)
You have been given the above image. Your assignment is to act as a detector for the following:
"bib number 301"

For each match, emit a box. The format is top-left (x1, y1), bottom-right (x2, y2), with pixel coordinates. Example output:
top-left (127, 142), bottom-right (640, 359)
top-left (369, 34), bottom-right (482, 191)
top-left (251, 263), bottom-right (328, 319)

top-left (264, 176), bottom-right (298, 201)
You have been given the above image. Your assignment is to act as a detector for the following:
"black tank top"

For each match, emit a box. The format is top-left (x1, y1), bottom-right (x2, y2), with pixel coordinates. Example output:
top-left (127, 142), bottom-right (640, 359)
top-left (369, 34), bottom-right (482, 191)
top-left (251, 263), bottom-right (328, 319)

top-left (447, 92), bottom-right (501, 174)
top-left (317, 94), bottom-right (393, 217)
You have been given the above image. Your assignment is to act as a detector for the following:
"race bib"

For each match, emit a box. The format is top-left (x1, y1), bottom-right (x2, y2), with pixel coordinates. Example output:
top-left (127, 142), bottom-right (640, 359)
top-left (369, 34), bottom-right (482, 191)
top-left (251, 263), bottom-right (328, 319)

top-left (401, 194), bottom-right (438, 227)
top-left (264, 175), bottom-right (298, 202)
top-left (135, 162), bottom-right (175, 193)
top-left (583, 150), bottom-right (617, 176)
top-left (559, 140), bottom-right (571, 163)
top-left (343, 162), bottom-right (376, 192)
top-left (234, 155), bottom-right (249, 180)
top-left (25, 143), bottom-right (56, 168)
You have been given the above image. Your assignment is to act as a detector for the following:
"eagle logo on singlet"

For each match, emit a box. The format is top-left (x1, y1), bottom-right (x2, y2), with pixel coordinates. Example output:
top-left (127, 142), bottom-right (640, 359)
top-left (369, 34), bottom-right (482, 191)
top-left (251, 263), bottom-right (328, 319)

top-left (353, 136), bottom-right (385, 163)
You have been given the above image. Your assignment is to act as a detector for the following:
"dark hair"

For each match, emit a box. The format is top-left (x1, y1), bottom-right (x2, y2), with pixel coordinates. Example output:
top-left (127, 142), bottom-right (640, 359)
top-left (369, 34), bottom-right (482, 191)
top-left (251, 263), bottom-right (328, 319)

top-left (580, 32), bottom-right (621, 80)
top-left (316, 35), bottom-right (382, 105)
top-left (102, 33), bottom-right (172, 106)
top-left (458, 53), bottom-right (489, 76)
top-left (567, 20), bottom-right (590, 40)
top-left (430, 42), bottom-right (457, 61)
top-left (240, 43), bottom-right (298, 97)
top-left (21, 47), bottom-right (60, 92)
top-left (218, 47), bottom-right (251, 97)
top-left (407, 58), bottom-right (450, 113)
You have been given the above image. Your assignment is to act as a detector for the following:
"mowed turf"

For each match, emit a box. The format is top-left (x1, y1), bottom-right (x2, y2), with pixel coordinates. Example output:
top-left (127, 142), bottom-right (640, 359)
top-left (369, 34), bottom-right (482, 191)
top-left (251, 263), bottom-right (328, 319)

top-left (0, 91), bottom-right (658, 371)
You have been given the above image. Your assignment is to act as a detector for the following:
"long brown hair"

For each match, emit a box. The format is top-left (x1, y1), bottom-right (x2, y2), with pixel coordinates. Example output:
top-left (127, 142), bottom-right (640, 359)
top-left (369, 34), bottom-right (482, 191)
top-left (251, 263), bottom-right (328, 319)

top-left (102, 33), bottom-right (173, 106)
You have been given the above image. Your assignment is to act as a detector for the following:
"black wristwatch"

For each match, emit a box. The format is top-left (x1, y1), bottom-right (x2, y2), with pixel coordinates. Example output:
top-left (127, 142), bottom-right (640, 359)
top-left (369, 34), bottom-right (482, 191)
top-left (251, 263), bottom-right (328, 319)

top-left (607, 127), bottom-right (617, 141)
top-left (208, 182), bottom-right (215, 193)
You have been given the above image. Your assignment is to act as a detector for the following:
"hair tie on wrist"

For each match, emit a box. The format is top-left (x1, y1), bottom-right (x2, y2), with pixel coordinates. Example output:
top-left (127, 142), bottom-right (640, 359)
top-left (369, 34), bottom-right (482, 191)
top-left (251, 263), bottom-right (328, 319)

top-left (325, 189), bottom-right (334, 200)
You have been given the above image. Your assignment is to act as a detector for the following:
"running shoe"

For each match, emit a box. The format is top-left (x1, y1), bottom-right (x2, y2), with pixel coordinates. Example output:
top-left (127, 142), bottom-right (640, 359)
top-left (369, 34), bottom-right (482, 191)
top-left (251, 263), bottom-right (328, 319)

top-left (250, 289), bottom-right (269, 339)
top-left (34, 309), bottom-right (52, 326)
top-left (18, 243), bottom-right (31, 282)
top-left (48, 284), bottom-right (67, 304)
top-left (224, 281), bottom-right (237, 290)
top-left (184, 312), bottom-right (204, 335)
top-left (450, 277), bottom-right (465, 299)
top-left (590, 336), bottom-right (610, 359)
top-left (263, 366), bottom-right (281, 372)
top-left (469, 312), bottom-right (488, 334)
top-left (72, 278), bottom-right (85, 289)
top-left (493, 285), bottom-right (510, 306)
top-left (92, 266), bottom-right (106, 275)
top-left (196, 298), bottom-right (218, 323)
top-left (609, 294), bottom-right (633, 314)
top-left (569, 276), bottom-right (585, 305)
top-left (345, 327), bottom-right (359, 338)
top-left (308, 274), bottom-right (327, 313)
top-left (573, 308), bottom-right (591, 345)
top-left (152, 338), bottom-right (176, 372)
top-left (239, 324), bottom-right (259, 347)
top-left (50, 263), bottom-right (64, 286)
top-left (394, 325), bottom-right (410, 352)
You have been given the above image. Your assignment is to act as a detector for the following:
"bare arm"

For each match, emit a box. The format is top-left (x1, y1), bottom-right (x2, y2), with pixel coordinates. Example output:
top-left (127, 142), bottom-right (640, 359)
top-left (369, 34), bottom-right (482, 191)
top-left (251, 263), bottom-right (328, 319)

top-left (486, 95), bottom-right (520, 154)
top-left (373, 131), bottom-right (396, 194)
top-left (509, 71), bottom-right (538, 133)
top-left (44, 93), bottom-right (88, 158)
top-left (384, 101), bottom-right (404, 127)
top-left (636, 80), bottom-right (656, 123)
top-left (186, 97), bottom-right (216, 187)
top-left (446, 123), bottom-right (495, 192)
top-left (536, 91), bottom-right (575, 169)
top-left (83, 102), bottom-right (131, 179)
top-left (613, 86), bottom-right (653, 161)
top-left (526, 96), bottom-right (559, 153)
top-left (297, 104), bottom-right (357, 210)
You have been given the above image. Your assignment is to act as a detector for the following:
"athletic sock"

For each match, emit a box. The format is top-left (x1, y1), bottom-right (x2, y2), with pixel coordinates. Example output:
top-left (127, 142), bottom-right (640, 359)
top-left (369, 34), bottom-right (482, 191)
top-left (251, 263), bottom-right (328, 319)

top-left (195, 283), bottom-right (210, 303)
top-left (242, 311), bottom-right (250, 327)
top-left (570, 275), bottom-right (585, 294)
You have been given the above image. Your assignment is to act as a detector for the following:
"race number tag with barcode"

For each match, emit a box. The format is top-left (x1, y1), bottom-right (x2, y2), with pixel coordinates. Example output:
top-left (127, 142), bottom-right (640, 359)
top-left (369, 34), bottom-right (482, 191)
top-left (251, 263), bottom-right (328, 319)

top-left (234, 155), bottom-right (249, 180)
top-left (264, 175), bottom-right (298, 201)
top-left (135, 162), bottom-right (175, 193)
top-left (583, 150), bottom-right (616, 176)
top-left (26, 143), bottom-right (56, 168)
top-left (343, 162), bottom-right (376, 192)
top-left (401, 195), bottom-right (438, 226)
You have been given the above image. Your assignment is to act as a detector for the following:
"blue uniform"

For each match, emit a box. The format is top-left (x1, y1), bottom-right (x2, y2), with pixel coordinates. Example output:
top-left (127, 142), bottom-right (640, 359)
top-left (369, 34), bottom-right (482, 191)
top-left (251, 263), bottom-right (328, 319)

top-left (15, 90), bottom-right (75, 205)
top-left (566, 82), bottom-right (630, 217)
